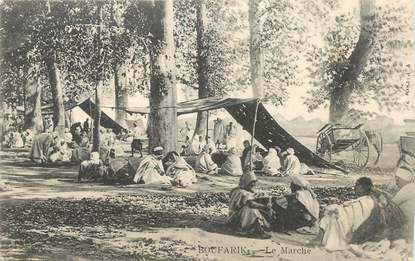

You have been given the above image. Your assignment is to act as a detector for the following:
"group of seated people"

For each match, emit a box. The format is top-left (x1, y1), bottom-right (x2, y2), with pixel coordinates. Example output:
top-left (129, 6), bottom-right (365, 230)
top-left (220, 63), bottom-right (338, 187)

top-left (193, 140), bottom-right (314, 177)
top-left (227, 166), bottom-right (414, 251)
top-left (29, 122), bottom-right (124, 165)
top-left (78, 146), bottom-right (197, 188)
top-left (3, 128), bottom-right (36, 149)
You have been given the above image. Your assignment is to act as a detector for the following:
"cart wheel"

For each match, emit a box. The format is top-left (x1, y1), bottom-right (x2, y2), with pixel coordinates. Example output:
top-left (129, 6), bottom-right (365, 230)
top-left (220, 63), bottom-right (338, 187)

top-left (351, 132), bottom-right (370, 170)
top-left (316, 132), bottom-right (332, 162)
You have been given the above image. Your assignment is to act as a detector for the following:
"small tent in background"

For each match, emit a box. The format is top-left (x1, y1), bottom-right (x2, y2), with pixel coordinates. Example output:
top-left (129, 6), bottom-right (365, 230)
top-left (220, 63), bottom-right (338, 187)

top-left (41, 98), bottom-right (127, 134)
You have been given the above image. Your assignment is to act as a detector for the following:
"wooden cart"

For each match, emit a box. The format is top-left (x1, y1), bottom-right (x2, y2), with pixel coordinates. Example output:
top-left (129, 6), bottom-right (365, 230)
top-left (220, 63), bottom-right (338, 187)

top-left (316, 123), bottom-right (370, 170)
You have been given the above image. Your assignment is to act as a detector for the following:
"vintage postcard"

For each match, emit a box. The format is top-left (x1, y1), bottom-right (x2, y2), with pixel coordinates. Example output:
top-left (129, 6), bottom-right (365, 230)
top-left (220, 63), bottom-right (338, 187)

top-left (0, 0), bottom-right (414, 260)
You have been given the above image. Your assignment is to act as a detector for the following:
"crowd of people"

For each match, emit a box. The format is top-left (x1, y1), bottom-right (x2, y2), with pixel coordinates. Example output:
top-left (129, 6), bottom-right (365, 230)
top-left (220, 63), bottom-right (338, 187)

top-left (3, 109), bottom-right (413, 251)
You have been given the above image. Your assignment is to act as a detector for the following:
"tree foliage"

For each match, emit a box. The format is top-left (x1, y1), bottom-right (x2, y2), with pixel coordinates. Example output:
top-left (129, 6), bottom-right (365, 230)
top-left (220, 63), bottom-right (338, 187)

top-left (305, 1), bottom-right (413, 116)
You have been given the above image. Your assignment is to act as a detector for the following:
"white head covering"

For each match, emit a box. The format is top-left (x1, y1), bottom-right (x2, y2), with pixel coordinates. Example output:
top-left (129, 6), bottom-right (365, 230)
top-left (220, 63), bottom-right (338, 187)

top-left (153, 146), bottom-right (163, 152)
top-left (268, 148), bottom-right (278, 157)
top-left (90, 151), bottom-right (100, 163)
top-left (228, 147), bottom-right (237, 155)
top-left (395, 167), bottom-right (415, 183)
top-left (287, 148), bottom-right (295, 155)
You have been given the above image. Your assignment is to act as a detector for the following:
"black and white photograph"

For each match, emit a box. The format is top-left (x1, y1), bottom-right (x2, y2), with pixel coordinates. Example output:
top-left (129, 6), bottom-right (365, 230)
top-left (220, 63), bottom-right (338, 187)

top-left (0, 0), bottom-right (414, 260)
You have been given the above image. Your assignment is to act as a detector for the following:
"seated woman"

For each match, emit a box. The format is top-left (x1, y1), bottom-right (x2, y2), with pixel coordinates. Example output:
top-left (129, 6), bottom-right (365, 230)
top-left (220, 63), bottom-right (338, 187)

top-left (392, 166), bottom-right (415, 241)
top-left (219, 147), bottom-right (243, 176)
top-left (271, 175), bottom-right (320, 232)
top-left (164, 151), bottom-right (197, 187)
top-left (281, 148), bottom-right (301, 176)
top-left (262, 148), bottom-right (281, 176)
top-left (313, 177), bottom-right (405, 251)
top-left (195, 145), bottom-right (218, 175)
top-left (78, 152), bottom-right (107, 182)
top-left (133, 147), bottom-right (171, 184)
top-left (227, 171), bottom-right (272, 239)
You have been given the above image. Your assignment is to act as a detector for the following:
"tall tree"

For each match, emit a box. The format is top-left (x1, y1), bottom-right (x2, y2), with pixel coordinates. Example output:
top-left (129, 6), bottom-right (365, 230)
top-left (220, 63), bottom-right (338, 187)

top-left (111, 1), bottom-right (128, 127)
top-left (306, 0), bottom-right (413, 123)
top-left (327, 0), bottom-right (375, 122)
top-left (249, 0), bottom-right (264, 98)
top-left (92, 3), bottom-right (104, 152)
top-left (147, 0), bottom-right (178, 152)
top-left (24, 65), bottom-right (44, 133)
top-left (44, 0), bottom-right (65, 137)
top-left (114, 63), bottom-right (128, 126)
top-left (192, 0), bottom-right (209, 140)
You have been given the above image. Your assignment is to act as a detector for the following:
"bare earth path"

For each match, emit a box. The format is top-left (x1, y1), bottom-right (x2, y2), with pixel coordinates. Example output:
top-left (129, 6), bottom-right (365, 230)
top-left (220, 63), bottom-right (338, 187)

top-left (0, 149), bottom-right (409, 261)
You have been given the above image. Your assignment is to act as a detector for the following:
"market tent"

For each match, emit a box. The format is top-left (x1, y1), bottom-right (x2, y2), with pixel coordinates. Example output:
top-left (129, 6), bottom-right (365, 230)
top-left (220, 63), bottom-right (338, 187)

top-left (41, 98), bottom-right (127, 134)
top-left (124, 97), bottom-right (346, 172)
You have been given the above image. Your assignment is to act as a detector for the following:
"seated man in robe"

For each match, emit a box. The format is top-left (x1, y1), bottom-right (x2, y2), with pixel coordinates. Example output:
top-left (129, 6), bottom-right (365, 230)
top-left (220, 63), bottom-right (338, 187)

top-left (227, 171), bottom-right (272, 239)
top-left (71, 136), bottom-right (91, 163)
top-left (281, 148), bottom-right (301, 176)
top-left (312, 177), bottom-right (405, 251)
top-left (78, 152), bottom-right (107, 182)
top-left (392, 166), bottom-right (415, 241)
top-left (49, 139), bottom-right (72, 163)
top-left (7, 131), bottom-right (24, 148)
top-left (195, 145), bottom-right (218, 175)
top-left (164, 151), bottom-right (197, 187)
top-left (262, 148), bottom-right (281, 176)
top-left (30, 132), bottom-right (57, 164)
top-left (219, 147), bottom-right (243, 176)
top-left (133, 147), bottom-right (171, 184)
top-left (268, 175), bottom-right (319, 233)
top-left (191, 135), bottom-right (205, 155)
top-left (180, 136), bottom-right (191, 156)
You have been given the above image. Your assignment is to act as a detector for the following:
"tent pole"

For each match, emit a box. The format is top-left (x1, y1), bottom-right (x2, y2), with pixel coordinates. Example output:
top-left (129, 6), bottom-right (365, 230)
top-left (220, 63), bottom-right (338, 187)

top-left (250, 99), bottom-right (260, 171)
top-left (206, 110), bottom-right (209, 145)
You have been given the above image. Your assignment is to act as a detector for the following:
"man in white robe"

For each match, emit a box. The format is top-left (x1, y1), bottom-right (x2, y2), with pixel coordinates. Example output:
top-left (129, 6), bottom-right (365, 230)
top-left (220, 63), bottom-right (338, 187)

top-left (133, 147), bottom-right (171, 184)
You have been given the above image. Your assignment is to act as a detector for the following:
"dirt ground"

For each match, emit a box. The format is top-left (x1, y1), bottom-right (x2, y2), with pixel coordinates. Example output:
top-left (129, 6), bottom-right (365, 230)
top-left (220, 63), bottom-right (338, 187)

top-left (0, 148), bottom-right (411, 261)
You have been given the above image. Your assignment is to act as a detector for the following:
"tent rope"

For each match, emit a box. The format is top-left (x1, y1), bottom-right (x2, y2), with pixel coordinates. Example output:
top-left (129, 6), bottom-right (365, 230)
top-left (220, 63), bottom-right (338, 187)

top-left (250, 99), bottom-right (261, 171)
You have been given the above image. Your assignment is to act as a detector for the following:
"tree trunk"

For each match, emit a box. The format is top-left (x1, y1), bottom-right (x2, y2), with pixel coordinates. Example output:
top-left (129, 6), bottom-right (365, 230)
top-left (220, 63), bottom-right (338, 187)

top-left (92, 3), bottom-right (103, 152)
top-left (148, 0), bottom-right (178, 152)
top-left (329, 0), bottom-right (375, 123)
top-left (24, 65), bottom-right (44, 133)
top-left (0, 86), bottom-right (4, 150)
top-left (45, 51), bottom-right (65, 137)
top-left (114, 63), bottom-right (128, 127)
top-left (92, 81), bottom-right (103, 152)
top-left (249, 0), bottom-right (264, 99)
top-left (192, 0), bottom-right (209, 141)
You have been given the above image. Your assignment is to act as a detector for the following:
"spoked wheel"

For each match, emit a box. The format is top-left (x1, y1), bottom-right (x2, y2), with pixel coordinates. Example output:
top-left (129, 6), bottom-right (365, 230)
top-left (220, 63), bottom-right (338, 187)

top-left (344, 132), bottom-right (370, 170)
top-left (316, 132), bottom-right (332, 162)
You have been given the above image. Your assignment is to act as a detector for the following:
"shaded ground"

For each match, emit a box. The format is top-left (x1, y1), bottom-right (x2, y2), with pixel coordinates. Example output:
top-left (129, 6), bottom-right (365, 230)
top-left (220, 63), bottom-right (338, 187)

top-left (0, 149), bottom-right (410, 260)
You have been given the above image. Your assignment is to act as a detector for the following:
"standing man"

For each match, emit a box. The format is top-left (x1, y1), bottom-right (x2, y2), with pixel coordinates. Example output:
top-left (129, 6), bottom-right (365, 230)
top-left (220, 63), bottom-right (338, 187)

top-left (225, 122), bottom-right (237, 148)
top-left (83, 118), bottom-right (90, 135)
top-left (213, 117), bottom-right (226, 148)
